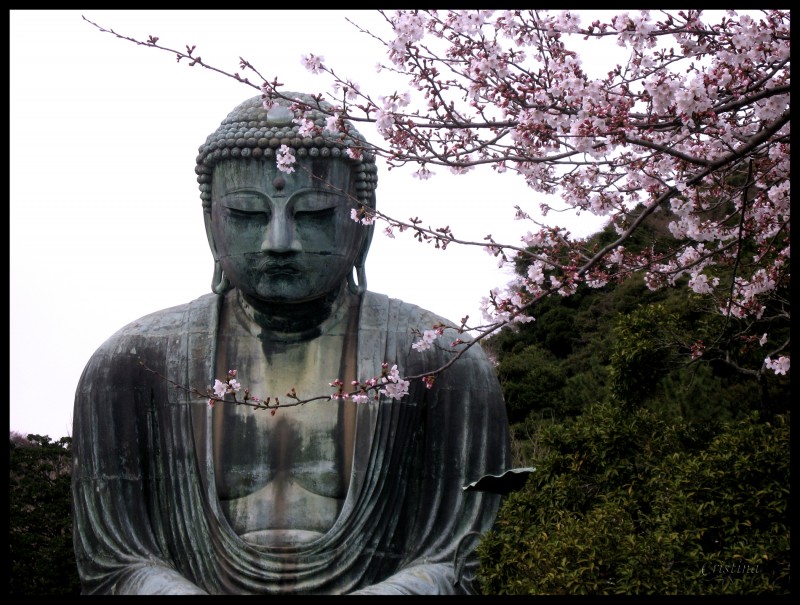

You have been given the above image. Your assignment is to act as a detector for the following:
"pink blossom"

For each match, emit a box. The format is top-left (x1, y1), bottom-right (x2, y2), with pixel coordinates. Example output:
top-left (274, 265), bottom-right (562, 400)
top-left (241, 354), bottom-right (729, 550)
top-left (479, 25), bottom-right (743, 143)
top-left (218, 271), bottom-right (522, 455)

top-left (688, 273), bottom-right (719, 295)
top-left (344, 82), bottom-right (360, 102)
top-left (374, 108), bottom-right (395, 136)
top-left (261, 97), bottom-right (276, 112)
top-left (379, 364), bottom-right (410, 400)
top-left (412, 329), bottom-right (438, 352)
top-left (276, 145), bottom-right (296, 174)
top-left (350, 207), bottom-right (376, 226)
top-left (212, 379), bottom-right (227, 399)
top-left (764, 356), bottom-right (790, 375)
top-left (526, 261), bottom-right (545, 285)
top-left (325, 115), bottom-right (339, 133)
top-left (345, 147), bottom-right (363, 161)
top-left (380, 379), bottom-right (410, 400)
top-left (300, 53), bottom-right (325, 74)
top-left (294, 117), bottom-right (316, 137)
top-left (412, 166), bottom-right (435, 181)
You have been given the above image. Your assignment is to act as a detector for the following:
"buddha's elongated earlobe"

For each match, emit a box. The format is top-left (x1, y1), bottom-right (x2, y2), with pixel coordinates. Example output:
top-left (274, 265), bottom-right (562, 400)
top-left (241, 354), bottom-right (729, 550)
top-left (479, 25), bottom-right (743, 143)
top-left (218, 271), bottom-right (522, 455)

top-left (212, 260), bottom-right (231, 294)
top-left (204, 210), bottom-right (231, 295)
top-left (348, 263), bottom-right (367, 295)
top-left (348, 221), bottom-right (374, 295)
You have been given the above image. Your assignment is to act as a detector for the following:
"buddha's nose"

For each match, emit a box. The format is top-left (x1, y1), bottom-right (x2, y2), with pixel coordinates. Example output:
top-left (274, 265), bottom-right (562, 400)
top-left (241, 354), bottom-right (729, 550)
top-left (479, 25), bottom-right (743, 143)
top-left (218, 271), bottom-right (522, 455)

top-left (260, 209), bottom-right (302, 253)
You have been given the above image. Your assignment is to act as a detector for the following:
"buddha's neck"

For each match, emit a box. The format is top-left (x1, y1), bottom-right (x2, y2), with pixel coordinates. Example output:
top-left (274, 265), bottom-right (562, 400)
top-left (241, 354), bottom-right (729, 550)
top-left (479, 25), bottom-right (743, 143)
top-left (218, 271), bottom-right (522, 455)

top-left (235, 286), bottom-right (350, 338)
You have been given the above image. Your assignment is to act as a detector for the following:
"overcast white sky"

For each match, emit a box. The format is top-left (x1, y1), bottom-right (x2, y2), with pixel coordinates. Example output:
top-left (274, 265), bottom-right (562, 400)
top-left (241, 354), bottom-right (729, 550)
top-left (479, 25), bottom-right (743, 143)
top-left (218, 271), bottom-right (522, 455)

top-left (10, 10), bottom-right (613, 439)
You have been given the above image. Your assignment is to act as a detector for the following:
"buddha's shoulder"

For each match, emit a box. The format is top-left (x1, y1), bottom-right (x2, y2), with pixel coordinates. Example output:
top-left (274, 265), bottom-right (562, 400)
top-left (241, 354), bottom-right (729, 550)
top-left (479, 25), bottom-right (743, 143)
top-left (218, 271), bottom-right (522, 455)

top-left (95, 293), bottom-right (219, 350)
top-left (363, 290), bottom-right (453, 329)
top-left (363, 290), bottom-right (486, 358)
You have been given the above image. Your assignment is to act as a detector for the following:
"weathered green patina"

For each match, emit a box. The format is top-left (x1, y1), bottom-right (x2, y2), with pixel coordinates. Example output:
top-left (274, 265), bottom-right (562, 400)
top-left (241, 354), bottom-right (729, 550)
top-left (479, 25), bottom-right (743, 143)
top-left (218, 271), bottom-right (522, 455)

top-left (72, 94), bottom-right (511, 594)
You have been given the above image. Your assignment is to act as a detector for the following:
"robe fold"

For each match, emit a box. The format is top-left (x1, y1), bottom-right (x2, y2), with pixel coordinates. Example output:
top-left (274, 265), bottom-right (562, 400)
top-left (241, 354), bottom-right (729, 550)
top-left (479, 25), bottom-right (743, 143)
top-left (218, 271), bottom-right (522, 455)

top-left (72, 291), bottom-right (511, 594)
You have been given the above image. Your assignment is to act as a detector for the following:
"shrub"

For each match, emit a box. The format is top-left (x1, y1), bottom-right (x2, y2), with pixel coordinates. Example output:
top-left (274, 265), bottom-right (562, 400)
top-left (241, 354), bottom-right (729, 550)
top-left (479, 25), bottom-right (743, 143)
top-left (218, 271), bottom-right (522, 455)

top-left (9, 434), bottom-right (81, 595)
top-left (475, 405), bottom-right (790, 595)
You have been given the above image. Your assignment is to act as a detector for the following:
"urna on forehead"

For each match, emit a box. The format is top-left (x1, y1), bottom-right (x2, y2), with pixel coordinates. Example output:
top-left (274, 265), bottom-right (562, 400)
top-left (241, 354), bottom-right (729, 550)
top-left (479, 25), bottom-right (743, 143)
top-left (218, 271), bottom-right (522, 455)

top-left (195, 93), bottom-right (378, 210)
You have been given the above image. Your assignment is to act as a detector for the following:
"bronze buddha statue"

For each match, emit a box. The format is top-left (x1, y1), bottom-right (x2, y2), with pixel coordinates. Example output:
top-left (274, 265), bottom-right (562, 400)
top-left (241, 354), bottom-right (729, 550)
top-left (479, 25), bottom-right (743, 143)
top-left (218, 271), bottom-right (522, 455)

top-left (72, 93), bottom-right (511, 594)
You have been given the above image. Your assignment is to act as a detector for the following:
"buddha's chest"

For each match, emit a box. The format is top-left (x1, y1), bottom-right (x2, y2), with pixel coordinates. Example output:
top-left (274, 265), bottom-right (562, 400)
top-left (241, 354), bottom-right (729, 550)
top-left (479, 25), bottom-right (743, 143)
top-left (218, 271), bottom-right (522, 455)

top-left (212, 396), bottom-right (352, 500)
top-left (211, 327), bottom-right (357, 542)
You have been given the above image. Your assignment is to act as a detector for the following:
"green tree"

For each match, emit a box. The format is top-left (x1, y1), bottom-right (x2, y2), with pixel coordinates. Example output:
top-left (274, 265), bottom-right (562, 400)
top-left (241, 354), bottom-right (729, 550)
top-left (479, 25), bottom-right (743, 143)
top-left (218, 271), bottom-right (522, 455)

top-left (496, 344), bottom-right (568, 423)
top-left (609, 303), bottom-right (680, 409)
top-left (9, 433), bottom-right (81, 596)
top-left (485, 205), bottom-right (789, 427)
top-left (476, 405), bottom-right (790, 595)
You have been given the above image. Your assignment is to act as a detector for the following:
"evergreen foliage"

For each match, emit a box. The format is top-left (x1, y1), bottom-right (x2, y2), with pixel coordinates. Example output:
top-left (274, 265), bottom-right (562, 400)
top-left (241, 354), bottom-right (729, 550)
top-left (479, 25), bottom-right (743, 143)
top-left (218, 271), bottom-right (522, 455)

top-left (475, 406), bottom-right (790, 595)
top-left (483, 209), bottom-right (790, 428)
top-left (476, 205), bottom-right (790, 595)
top-left (9, 433), bottom-right (81, 596)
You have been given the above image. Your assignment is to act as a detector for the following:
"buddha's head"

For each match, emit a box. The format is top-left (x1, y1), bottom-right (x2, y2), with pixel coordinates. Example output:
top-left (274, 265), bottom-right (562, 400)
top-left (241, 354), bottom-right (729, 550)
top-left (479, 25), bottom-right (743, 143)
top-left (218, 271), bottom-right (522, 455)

top-left (196, 93), bottom-right (378, 303)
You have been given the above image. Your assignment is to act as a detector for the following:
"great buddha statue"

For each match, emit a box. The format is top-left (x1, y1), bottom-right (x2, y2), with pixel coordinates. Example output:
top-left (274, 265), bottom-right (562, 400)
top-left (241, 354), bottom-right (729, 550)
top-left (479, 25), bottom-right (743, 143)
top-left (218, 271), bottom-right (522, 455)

top-left (71, 93), bottom-right (512, 594)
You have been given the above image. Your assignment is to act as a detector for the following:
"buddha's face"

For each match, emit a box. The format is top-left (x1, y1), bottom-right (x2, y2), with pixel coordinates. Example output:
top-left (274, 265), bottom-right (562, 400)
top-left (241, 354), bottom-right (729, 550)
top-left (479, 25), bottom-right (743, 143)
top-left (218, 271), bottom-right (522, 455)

top-left (210, 157), bottom-right (367, 303)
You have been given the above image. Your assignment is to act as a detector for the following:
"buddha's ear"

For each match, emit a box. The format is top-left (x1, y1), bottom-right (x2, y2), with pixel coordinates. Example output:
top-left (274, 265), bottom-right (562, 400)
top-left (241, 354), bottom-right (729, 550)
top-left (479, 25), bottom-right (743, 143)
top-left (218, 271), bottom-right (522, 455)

top-left (348, 220), bottom-right (375, 295)
top-left (203, 211), bottom-right (217, 260)
top-left (357, 221), bottom-right (375, 269)
top-left (204, 210), bottom-right (231, 294)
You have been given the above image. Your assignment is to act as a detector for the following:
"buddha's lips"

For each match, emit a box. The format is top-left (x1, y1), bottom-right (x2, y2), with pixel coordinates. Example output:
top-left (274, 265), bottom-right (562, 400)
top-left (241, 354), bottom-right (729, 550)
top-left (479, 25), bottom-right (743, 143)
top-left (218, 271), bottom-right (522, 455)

top-left (254, 258), bottom-right (302, 275)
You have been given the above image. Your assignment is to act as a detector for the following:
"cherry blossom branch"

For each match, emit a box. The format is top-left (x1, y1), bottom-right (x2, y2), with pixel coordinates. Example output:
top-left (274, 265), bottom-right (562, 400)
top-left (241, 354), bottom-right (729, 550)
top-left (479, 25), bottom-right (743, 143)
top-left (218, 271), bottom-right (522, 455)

top-left (81, 16), bottom-right (266, 93)
top-left (137, 358), bottom-right (424, 414)
top-left (85, 10), bottom-right (790, 380)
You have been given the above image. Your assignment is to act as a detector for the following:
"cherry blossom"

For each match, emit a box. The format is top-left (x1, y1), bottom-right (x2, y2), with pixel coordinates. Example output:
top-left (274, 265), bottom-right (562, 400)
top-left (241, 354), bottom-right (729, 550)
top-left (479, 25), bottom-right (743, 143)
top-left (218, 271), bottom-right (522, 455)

top-left (212, 379), bottom-right (227, 399)
top-left (294, 116), bottom-right (316, 137)
top-left (300, 53), bottom-right (325, 74)
top-left (89, 8), bottom-right (790, 395)
top-left (276, 145), bottom-right (296, 174)
top-left (379, 364), bottom-right (411, 400)
top-left (412, 329), bottom-right (440, 352)
top-left (764, 356), bottom-right (789, 376)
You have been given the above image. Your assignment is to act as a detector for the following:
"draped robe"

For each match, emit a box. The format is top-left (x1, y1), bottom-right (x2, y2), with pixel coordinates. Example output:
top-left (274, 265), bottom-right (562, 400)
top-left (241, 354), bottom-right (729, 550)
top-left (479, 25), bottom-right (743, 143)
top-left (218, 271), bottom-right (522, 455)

top-left (72, 290), bottom-right (511, 594)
